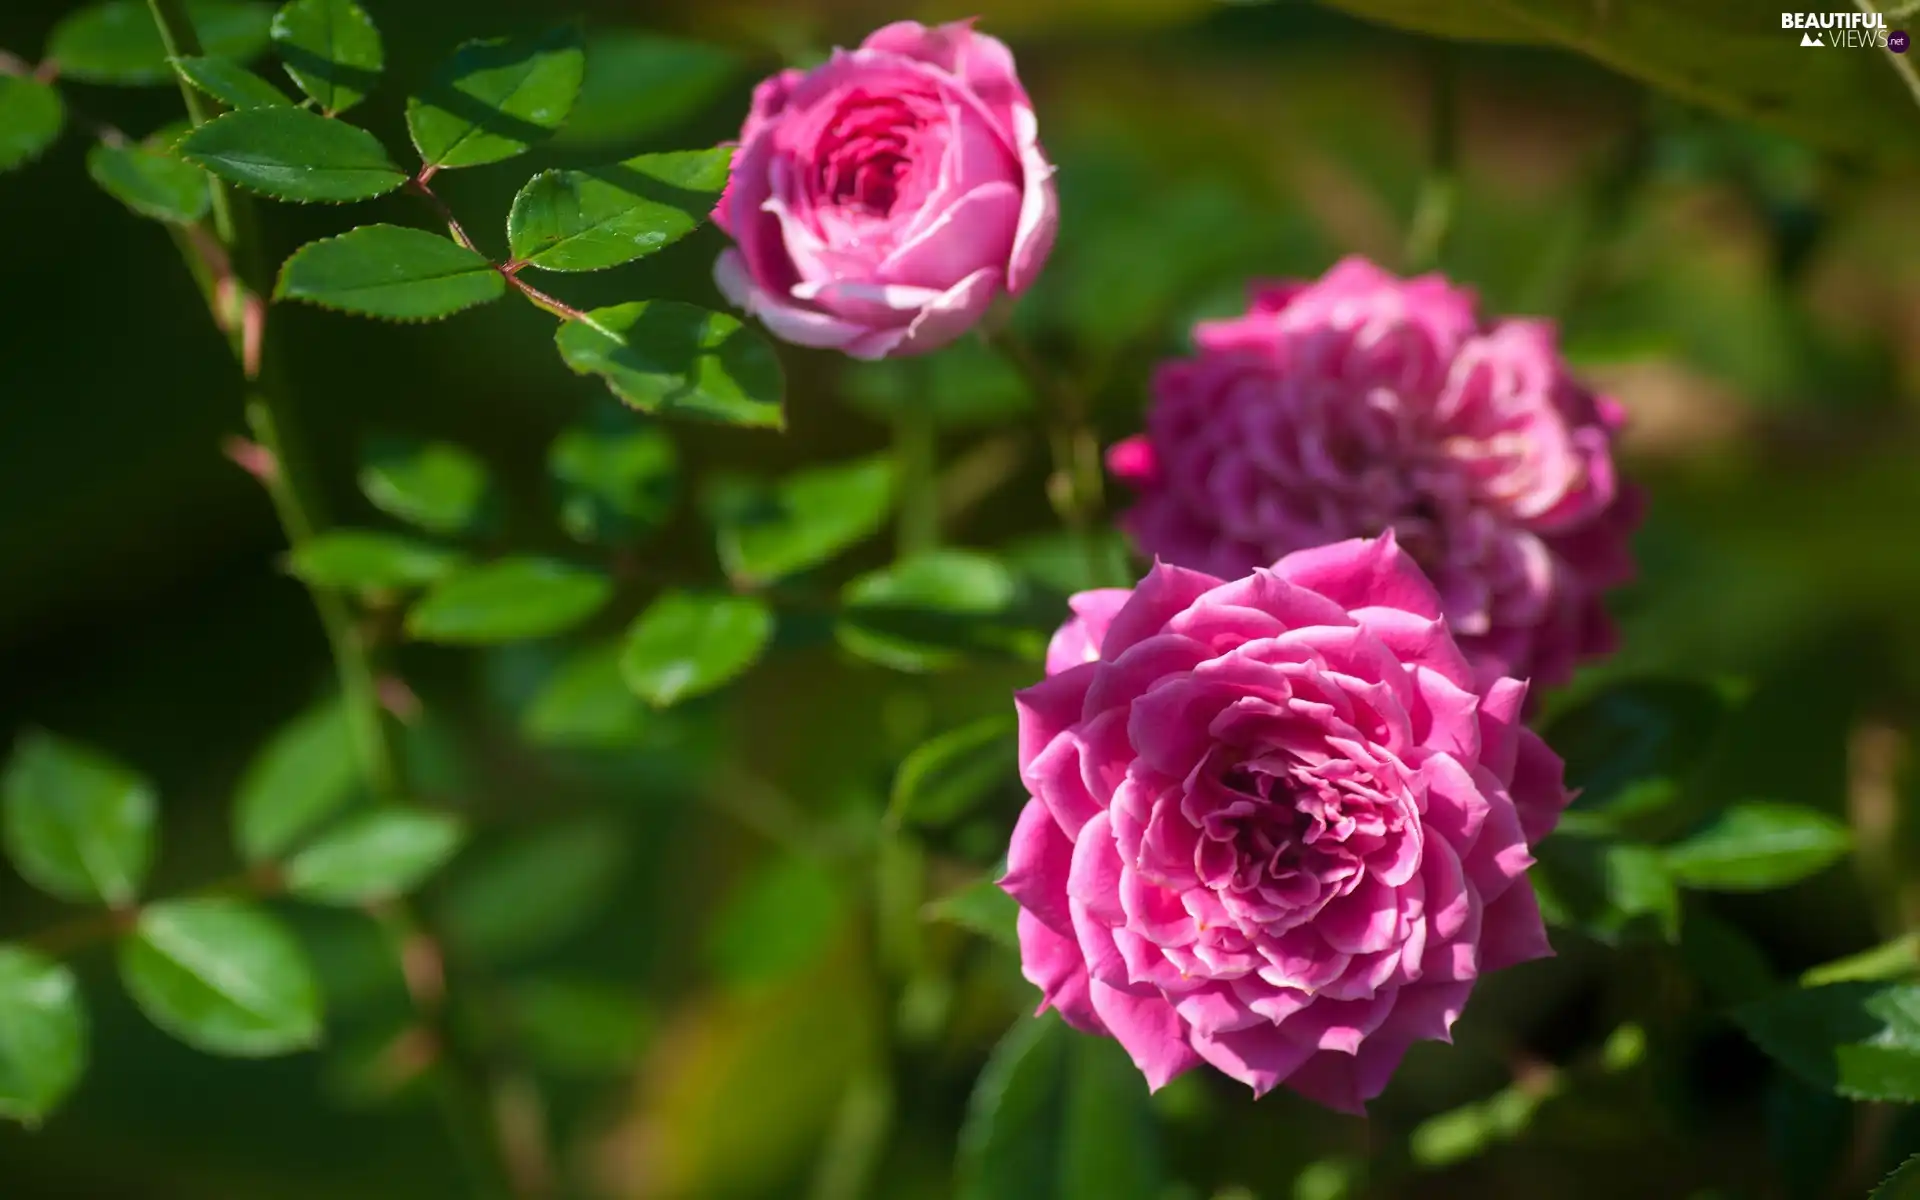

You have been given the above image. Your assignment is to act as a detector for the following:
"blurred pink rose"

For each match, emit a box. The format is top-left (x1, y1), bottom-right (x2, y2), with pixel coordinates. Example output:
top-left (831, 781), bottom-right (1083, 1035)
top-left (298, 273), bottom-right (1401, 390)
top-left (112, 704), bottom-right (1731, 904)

top-left (1003, 535), bottom-right (1569, 1110)
top-left (1110, 257), bottom-right (1640, 691)
top-left (713, 20), bottom-right (1057, 359)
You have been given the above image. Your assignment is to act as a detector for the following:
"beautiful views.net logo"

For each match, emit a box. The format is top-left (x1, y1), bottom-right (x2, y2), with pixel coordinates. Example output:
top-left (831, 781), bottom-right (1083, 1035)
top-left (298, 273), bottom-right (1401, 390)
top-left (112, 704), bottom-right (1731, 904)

top-left (1782, 10), bottom-right (1906, 50)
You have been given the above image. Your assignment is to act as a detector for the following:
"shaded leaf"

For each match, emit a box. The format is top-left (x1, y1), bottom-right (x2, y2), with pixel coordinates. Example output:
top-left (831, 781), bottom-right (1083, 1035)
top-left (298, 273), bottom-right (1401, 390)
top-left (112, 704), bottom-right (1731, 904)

top-left (86, 139), bottom-right (210, 224)
top-left (1001, 529), bottom-right (1138, 595)
top-left (0, 945), bottom-right (85, 1125)
top-left (1874, 1154), bottom-right (1920, 1200)
top-left (407, 558), bottom-right (611, 645)
top-left (2, 732), bottom-right (155, 906)
top-left (1735, 982), bottom-right (1920, 1102)
top-left (924, 874), bottom-right (1018, 950)
top-left (49, 2), bottom-right (272, 86)
top-left (521, 641), bottom-right (655, 749)
top-left (233, 699), bottom-right (358, 863)
top-left (621, 591), bottom-right (774, 708)
top-left (957, 1015), bottom-right (1163, 1200)
top-left (438, 817), bottom-right (626, 964)
top-left (706, 856), bottom-right (845, 990)
top-left (839, 550), bottom-right (1027, 673)
top-left (1602, 843), bottom-right (1680, 943)
top-left (119, 898), bottom-right (322, 1057)
top-left (549, 419), bottom-right (677, 544)
top-left (284, 808), bottom-right (466, 904)
top-left (275, 224), bottom-right (505, 321)
top-left (557, 301), bottom-right (784, 428)
top-left (507, 148), bottom-right (730, 272)
top-left (407, 26), bottom-right (584, 170)
top-left (287, 529), bottom-right (465, 591)
top-left (359, 437), bottom-right (491, 536)
top-left (553, 31), bottom-right (738, 149)
top-left (504, 977), bottom-right (651, 1077)
top-left (179, 106), bottom-right (405, 203)
top-left (891, 715), bottom-right (1019, 830)
top-left (1542, 678), bottom-right (1729, 814)
top-left (1663, 802), bottom-right (1851, 892)
top-left (170, 54), bottom-right (290, 108)
top-left (713, 456), bottom-right (893, 585)
top-left (270, 0), bottom-right (382, 114)
top-left (0, 77), bottom-right (65, 173)
top-left (841, 337), bottom-right (1032, 430)
top-left (1307, 0), bottom-right (1920, 159)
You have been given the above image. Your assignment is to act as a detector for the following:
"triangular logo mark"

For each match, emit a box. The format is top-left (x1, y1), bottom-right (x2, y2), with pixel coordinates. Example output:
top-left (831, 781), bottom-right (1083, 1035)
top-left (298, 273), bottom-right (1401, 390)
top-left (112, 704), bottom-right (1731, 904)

top-left (1800, 30), bottom-right (1824, 45)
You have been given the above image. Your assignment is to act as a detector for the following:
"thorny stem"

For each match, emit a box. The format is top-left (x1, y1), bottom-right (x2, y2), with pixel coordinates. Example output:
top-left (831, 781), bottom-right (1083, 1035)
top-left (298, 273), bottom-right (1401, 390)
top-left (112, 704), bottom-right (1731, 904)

top-left (137, 3), bottom-right (538, 1194)
top-left (409, 172), bottom-right (591, 324)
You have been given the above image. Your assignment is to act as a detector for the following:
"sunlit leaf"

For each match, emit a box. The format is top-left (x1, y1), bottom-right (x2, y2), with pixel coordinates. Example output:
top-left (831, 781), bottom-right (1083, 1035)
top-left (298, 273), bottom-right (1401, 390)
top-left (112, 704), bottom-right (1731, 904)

top-left (1736, 982), bottom-right (1920, 1102)
top-left (0, 945), bottom-right (86, 1125)
top-left (508, 148), bottom-right (730, 272)
top-left (548, 418), bottom-right (677, 544)
top-left (407, 558), bottom-right (611, 644)
top-left (713, 457), bottom-right (893, 585)
top-left (269, 0), bottom-right (382, 114)
top-left (1663, 802), bottom-right (1851, 892)
top-left (407, 26), bottom-right (583, 169)
top-left (358, 436), bottom-right (492, 536)
top-left (287, 529), bottom-right (466, 591)
top-left (170, 54), bottom-right (291, 108)
top-left (49, 2), bottom-right (272, 86)
top-left (0, 77), bottom-right (65, 173)
top-left (233, 699), bottom-right (358, 863)
top-left (621, 591), bottom-right (773, 708)
top-left (284, 808), bottom-right (466, 904)
top-left (179, 107), bottom-right (405, 203)
top-left (275, 224), bottom-right (505, 321)
top-left (87, 140), bottom-right (210, 224)
top-left (557, 301), bottom-right (784, 429)
top-left (119, 898), bottom-right (322, 1057)
top-left (2, 732), bottom-right (155, 906)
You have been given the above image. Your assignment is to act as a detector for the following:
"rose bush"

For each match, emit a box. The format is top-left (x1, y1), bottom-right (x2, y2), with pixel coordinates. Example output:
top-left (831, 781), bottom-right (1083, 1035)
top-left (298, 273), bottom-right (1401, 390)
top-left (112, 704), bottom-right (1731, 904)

top-left (1108, 258), bottom-right (1639, 690)
top-left (713, 19), bottom-right (1057, 359)
top-left (1003, 534), bottom-right (1570, 1110)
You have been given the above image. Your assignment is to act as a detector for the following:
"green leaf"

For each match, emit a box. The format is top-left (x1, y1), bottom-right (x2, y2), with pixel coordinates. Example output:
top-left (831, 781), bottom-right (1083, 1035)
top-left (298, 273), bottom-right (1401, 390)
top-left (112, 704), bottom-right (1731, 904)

top-left (86, 139), bottom-right (210, 224)
top-left (2, 732), bottom-right (155, 906)
top-left (1409, 1079), bottom-right (1554, 1169)
top-left (957, 1015), bottom-right (1164, 1200)
top-left (1541, 679), bottom-right (1728, 814)
top-left (48, 2), bottom-right (273, 86)
top-left (713, 457), bottom-right (893, 586)
top-left (269, 0), bottom-right (382, 114)
top-left (1601, 843), bottom-right (1680, 943)
top-left (1874, 1154), bottom-right (1920, 1200)
top-left (620, 591), bottom-right (773, 708)
top-left (287, 529), bottom-right (465, 591)
top-left (841, 337), bottom-right (1033, 430)
top-left (1306, 0), bottom-right (1920, 160)
top-left (0, 945), bottom-right (86, 1125)
top-left (275, 225), bottom-right (505, 321)
top-left (1663, 802), bottom-right (1851, 892)
top-left (407, 558), bottom-right (611, 645)
top-left (1802, 935), bottom-right (1920, 989)
top-left (705, 856), bottom-right (845, 990)
top-left (556, 301), bottom-right (784, 429)
top-left (119, 898), bottom-right (322, 1057)
top-left (358, 437), bottom-right (491, 535)
top-left (507, 148), bottom-right (731, 273)
top-left (549, 419), bottom-right (677, 544)
top-left (553, 31), bottom-right (738, 149)
top-left (179, 106), bottom-right (404, 203)
top-left (504, 977), bottom-right (650, 1077)
top-left (891, 715), bottom-right (1019, 830)
top-left (170, 54), bottom-right (291, 108)
top-left (284, 809), bottom-right (466, 905)
top-left (521, 642), bottom-right (655, 750)
top-left (0, 77), bottom-right (65, 173)
top-left (232, 699), bottom-right (358, 863)
top-left (1735, 982), bottom-right (1920, 1102)
top-left (438, 817), bottom-right (626, 964)
top-left (839, 550), bottom-right (1029, 672)
top-left (924, 874), bottom-right (1019, 950)
top-left (1001, 529), bottom-right (1138, 594)
top-left (406, 26), bottom-right (584, 170)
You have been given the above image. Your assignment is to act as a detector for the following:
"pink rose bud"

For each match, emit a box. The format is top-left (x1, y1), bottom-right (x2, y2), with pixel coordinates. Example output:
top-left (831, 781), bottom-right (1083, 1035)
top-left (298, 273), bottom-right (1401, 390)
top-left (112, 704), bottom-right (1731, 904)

top-left (1004, 535), bottom-right (1572, 1110)
top-left (713, 20), bottom-right (1058, 359)
top-left (1114, 257), bottom-right (1641, 692)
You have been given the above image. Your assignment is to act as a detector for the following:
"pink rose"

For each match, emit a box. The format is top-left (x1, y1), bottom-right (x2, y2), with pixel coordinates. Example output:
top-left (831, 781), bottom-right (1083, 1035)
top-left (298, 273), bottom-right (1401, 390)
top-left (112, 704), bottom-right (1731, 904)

top-left (713, 20), bottom-right (1058, 360)
top-left (1002, 535), bottom-right (1570, 1111)
top-left (1110, 257), bottom-right (1640, 692)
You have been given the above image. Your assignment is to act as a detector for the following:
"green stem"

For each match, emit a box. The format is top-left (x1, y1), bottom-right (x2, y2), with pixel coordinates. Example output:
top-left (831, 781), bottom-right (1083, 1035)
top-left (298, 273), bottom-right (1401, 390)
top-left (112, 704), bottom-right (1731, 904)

top-left (142, 0), bottom-right (236, 247)
top-left (142, 5), bottom-right (523, 1194)
top-left (893, 399), bottom-right (939, 557)
top-left (1404, 43), bottom-right (1459, 274)
top-left (982, 326), bottom-right (1106, 579)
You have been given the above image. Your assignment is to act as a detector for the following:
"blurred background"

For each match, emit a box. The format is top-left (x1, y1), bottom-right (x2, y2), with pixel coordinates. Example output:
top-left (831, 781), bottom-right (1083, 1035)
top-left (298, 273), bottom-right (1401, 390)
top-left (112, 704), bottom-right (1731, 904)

top-left (4, 0), bottom-right (1920, 1196)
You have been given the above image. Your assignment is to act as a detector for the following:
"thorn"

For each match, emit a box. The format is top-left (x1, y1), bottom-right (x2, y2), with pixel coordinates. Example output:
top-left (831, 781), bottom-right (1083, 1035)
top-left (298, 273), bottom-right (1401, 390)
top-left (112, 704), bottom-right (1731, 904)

top-left (223, 435), bottom-right (280, 483)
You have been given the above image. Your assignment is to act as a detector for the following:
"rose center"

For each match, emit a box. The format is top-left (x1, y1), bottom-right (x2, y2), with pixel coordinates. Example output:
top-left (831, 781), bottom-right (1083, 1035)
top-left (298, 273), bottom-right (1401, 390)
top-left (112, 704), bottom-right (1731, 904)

top-left (815, 96), bottom-right (925, 218)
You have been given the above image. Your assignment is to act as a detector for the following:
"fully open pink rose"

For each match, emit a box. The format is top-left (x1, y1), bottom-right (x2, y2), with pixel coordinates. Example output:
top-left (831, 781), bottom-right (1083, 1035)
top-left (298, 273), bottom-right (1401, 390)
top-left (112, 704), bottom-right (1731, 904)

top-left (1003, 535), bottom-right (1570, 1111)
top-left (713, 20), bottom-right (1057, 359)
top-left (1110, 257), bottom-right (1639, 692)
